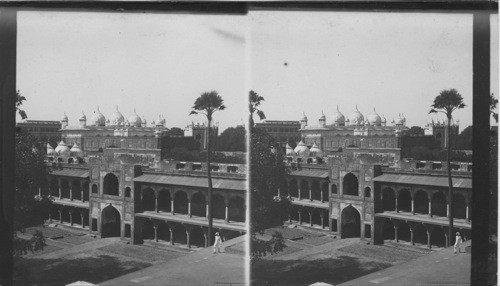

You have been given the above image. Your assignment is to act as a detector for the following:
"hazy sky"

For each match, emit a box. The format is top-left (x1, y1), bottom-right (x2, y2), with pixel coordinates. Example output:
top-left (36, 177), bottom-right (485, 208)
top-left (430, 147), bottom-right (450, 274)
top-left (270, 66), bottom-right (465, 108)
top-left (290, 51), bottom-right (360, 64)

top-left (17, 10), bottom-right (498, 132)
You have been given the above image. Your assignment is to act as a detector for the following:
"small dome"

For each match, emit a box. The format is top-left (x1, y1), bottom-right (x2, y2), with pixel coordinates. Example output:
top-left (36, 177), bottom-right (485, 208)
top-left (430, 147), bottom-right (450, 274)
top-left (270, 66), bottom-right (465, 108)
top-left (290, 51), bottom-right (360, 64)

top-left (55, 140), bottom-right (70, 156)
top-left (286, 144), bottom-right (296, 156)
top-left (381, 114), bottom-right (387, 124)
top-left (91, 107), bottom-right (106, 126)
top-left (310, 143), bottom-right (323, 157)
top-left (47, 143), bottom-right (55, 155)
top-left (395, 113), bottom-right (406, 126)
top-left (128, 109), bottom-right (142, 127)
top-left (331, 106), bottom-right (346, 126)
top-left (61, 112), bottom-right (68, 122)
top-left (79, 111), bottom-right (86, 121)
top-left (70, 143), bottom-right (83, 157)
top-left (319, 111), bottom-right (326, 121)
top-left (294, 141), bottom-right (310, 156)
top-left (142, 116), bottom-right (147, 126)
top-left (301, 112), bottom-right (308, 122)
top-left (367, 108), bottom-right (382, 126)
top-left (349, 106), bottom-right (364, 126)
top-left (109, 106), bottom-right (125, 126)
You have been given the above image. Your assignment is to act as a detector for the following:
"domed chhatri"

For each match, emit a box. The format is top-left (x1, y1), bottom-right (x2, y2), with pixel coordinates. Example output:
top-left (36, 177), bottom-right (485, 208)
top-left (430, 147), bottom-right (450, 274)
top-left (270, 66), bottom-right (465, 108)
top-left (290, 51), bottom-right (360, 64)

top-left (286, 143), bottom-right (296, 156)
top-left (395, 113), bottom-right (406, 126)
top-left (91, 106), bottom-right (106, 126)
top-left (319, 110), bottom-right (326, 121)
top-left (128, 109), bottom-right (142, 127)
top-left (142, 116), bottom-right (147, 127)
top-left (55, 140), bottom-right (70, 156)
top-left (47, 143), bottom-right (56, 156)
top-left (70, 142), bottom-right (83, 157)
top-left (349, 105), bottom-right (364, 126)
top-left (294, 140), bottom-right (310, 156)
top-left (367, 108), bottom-right (382, 126)
top-left (61, 112), bottom-right (68, 122)
top-left (79, 111), bottom-right (86, 121)
top-left (309, 142), bottom-right (323, 156)
top-left (331, 106), bottom-right (346, 126)
top-left (109, 106), bottom-right (125, 126)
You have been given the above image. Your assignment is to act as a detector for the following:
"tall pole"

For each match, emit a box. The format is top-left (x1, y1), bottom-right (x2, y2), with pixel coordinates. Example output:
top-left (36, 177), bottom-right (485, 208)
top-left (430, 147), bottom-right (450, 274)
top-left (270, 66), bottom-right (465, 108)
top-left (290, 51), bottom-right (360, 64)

top-left (446, 115), bottom-right (453, 247)
top-left (206, 116), bottom-right (213, 246)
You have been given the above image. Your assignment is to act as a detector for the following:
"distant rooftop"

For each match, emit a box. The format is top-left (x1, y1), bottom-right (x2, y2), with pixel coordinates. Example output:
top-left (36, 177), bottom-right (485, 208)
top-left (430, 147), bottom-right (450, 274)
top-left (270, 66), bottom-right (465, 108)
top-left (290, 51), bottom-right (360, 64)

top-left (17, 120), bottom-right (60, 125)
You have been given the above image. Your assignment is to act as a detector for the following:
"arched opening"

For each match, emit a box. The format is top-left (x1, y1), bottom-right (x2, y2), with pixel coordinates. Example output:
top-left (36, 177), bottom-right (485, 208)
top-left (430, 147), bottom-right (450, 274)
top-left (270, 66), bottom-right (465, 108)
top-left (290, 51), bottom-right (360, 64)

top-left (398, 222), bottom-right (411, 243)
top-left (364, 187), bottom-right (371, 198)
top-left (124, 187), bottom-right (131, 198)
top-left (397, 189), bottom-right (412, 212)
top-left (61, 180), bottom-right (70, 199)
top-left (142, 188), bottom-right (156, 212)
top-left (50, 179), bottom-right (59, 197)
top-left (453, 193), bottom-right (467, 219)
top-left (430, 227), bottom-right (446, 248)
top-left (71, 181), bottom-right (81, 201)
top-left (331, 184), bottom-right (337, 194)
top-left (321, 182), bottom-right (329, 202)
top-left (414, 190), bottom-right (429, 215)
top-left (311, 209), bottom-right (322, 227)
top-left (341, 205), bottom-right (361, 238)
top-left (311, 181), bottom-right (321, 201)
top-left (142, 219), bottom-right (155, 240)
top-left (228, 196), bottom-right (245, 222)
top-left (299, 180), bottom-right (309, 200)
top-left (82, 182), bottom-right (89, 202)
top-left (213, 194), bottom-right (226, 220)
top-left (173, 224), bottom-right (187, 245)
top-left (288, 180), bottom-right (298, 198)
top-left (343, 173), bottom-right (359, 196)
top-left (431, 191), bottom-right (447, 217)
top-left (302, 208), bottom-right (312, 226)
top-left (103, 173), bottom-right (119, 196)
top-left (157, 222), bottom-right (170, 242)
top-left (158, 190), bottom-right (171, 212)
top-left (383, 219), bottom-right (395, 240)
top-left (92, 184), bottom-right (98, 194)
top-left (191, 192), bottom-right (206, 217)
top-left (413, 224), bottom-right (427, 246)
top-left (290, 206), bottom-right (300, 223)
top-left (174, 191), bottom-right (189, 215)
top-left (190, 227), bottom-right (205, 248)
top-left (61, 208), bottom-right (71, 224)
top-left (101, 205), bottom-right (121, 238)
top-left (382, 188), bottom-right (396, 211)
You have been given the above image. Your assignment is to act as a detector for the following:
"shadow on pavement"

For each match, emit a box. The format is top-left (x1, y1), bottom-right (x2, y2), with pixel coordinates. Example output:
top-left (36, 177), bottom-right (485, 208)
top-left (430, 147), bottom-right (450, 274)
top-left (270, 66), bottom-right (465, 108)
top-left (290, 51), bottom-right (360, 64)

top-left (251, 255), bottom-right (391, 286)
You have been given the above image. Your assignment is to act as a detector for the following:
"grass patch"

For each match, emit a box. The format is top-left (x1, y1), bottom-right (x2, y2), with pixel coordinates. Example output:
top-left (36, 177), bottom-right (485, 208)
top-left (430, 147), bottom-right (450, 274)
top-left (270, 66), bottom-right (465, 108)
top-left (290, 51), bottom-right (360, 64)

top-left (98, 243), bottom-right (185, 263)
top-left (338, 243), bottom-right (425, 263)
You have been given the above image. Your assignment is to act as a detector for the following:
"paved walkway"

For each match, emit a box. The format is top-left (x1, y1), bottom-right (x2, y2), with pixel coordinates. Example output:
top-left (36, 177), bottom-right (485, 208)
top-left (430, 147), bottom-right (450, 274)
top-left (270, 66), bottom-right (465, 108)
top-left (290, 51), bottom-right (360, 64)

top-left (99, 235), bottom-right (247, 286)
top-left (339, 239), bottom-right (471, 286)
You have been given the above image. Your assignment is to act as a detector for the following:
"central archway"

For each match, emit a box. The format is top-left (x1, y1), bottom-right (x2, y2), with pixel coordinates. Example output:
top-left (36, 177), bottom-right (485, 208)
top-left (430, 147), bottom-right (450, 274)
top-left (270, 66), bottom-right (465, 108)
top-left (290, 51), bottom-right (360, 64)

top-left (343, 173), bottom-right (359, 196)
top-left (101, 205), bottom-right (121, 238)
top-left (341, 205), bottom-right (361, 238)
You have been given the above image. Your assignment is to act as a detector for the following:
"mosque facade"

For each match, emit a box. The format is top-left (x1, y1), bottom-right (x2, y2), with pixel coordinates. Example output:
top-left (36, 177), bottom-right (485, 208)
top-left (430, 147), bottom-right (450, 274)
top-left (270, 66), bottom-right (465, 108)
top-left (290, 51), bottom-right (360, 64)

top-left (279, 106), bottom-right (470, 249)
top-left (45, 107), bottom-right (245, 248)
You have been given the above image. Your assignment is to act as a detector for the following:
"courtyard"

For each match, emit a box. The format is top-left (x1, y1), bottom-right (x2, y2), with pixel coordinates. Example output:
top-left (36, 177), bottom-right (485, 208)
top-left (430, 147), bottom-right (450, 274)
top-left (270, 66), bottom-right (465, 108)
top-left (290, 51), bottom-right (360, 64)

top-left (14, 224), bottom-right (192, 286)
top-left (251, 224), bottom-right (430, 286)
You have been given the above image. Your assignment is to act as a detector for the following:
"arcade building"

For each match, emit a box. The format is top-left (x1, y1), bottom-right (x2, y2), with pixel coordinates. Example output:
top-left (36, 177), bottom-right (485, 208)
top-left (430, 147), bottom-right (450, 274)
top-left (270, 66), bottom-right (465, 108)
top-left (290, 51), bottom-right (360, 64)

top-left (45, 107), bottom-right (246, 248)
top-left (278, 107), bottom-right (471, 250)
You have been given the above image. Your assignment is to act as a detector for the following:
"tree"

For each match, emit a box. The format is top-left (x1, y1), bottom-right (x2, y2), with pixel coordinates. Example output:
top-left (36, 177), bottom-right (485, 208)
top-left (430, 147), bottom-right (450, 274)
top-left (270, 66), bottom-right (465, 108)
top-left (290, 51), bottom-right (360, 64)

top-left (429, 88), bottom-right (466, 246)
top-left (491, 93), bottom-right (498, 123)
top-left (250, 129), bottom-right (290, 260)
top-left (166, 127), bottom-right (184, 137)
top-left (189, 91), bottom-right (225, 246)
top-left (249, 90), bottom-right (266, 129)
top-left (214, 126), bottom-right (246, 152)
top-left (407, 126), bottom-right (425, 136)
top-left (16, 90), bottom-right (27, 120)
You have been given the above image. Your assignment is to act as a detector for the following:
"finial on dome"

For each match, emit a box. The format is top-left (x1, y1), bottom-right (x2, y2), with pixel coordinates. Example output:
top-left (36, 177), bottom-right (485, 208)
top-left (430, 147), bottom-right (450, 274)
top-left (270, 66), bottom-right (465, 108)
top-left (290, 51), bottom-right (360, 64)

top-left (116, 105), bottom-right (119, 111)
top-left (337, 105), bottom-right (340, 112)
top-left (97, 106), bottom-right (100, 112)
top-left (355, 105), bottom-right (358, 111)
top-left (373, 108), bottom-right (376, 113)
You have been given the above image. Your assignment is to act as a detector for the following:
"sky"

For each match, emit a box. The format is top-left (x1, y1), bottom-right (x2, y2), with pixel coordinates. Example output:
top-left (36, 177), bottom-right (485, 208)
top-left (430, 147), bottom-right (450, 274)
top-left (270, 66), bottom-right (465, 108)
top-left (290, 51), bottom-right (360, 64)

top-left (17, 10), bottom-right (498, 132)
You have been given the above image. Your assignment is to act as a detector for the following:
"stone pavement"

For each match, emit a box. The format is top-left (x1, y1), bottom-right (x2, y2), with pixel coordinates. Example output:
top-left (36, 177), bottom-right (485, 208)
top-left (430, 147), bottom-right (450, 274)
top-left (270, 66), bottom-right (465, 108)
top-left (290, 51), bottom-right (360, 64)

top-left (99, 235), bottom-right (247, 286)
top-left (339, 239), bottom-right (471, 286)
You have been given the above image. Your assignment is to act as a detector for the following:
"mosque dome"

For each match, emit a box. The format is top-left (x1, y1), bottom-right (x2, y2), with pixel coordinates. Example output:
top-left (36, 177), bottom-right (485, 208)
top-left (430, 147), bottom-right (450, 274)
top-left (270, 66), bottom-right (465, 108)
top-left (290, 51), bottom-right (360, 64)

top-left (309, 143), bottom-right (323, 157)
top-left (349, 106), bottom-right (364, 126)
top-left (55, 140), bottom-right (70, 156)
top-left (109, 106), bottom-right (125, 126)
top-left (294, 141), bottom-right (310, 156)
top-left (47, 143), bottom-right (55, 156)
top-left (61, 113), bottom-right (68, 122)
top-left (319, 111), bottom-right (326, 121)
top-left (301, 112), bottom-right (308, 122)
top-left (286, 144), bottom-right (296, 156)
top-left (91, 107), bottom-right (106, 126)
top-left (381, 115), bottom-right (387, 124)
top-left (70, 143), bottom-right (83, 157)
top-left (395, 113), bottom-right (406, 126)
top-left (128, 109), bottom-right (142, 127)
top-left (142, 116), bottom-right (147, 127)
top-left (331, 106), bottom-right (346, 126)
top-left (79, 111), bottom-right (86, 121)
top-left (367, 108), bottom-right (382, 126)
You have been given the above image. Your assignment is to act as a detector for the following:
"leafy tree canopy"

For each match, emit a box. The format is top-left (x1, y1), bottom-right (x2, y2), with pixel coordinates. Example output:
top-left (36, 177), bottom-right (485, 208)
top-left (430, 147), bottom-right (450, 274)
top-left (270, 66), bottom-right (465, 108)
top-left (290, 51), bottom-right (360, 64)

top-left (407, 126), bottom-right (425, 136)
top-left (214, 126), bottom-right (246, 152)
top-left (166, 127), bottom-right (184, 137)
top-left (190, 91), bottom-right (226, 120)
top-left (249, 90), bottom-right (266, 129)
top-left (429, 88), bottom-right (466, 119)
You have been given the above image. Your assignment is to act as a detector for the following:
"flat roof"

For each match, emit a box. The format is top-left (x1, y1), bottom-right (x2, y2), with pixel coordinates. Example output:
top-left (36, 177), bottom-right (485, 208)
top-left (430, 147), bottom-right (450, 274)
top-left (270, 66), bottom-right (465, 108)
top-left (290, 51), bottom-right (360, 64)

top-left (50, 169), bottom-right (89, 178)
top-left (373, 173), bottom-right (471, 189)
top-left (289, 169), bottom-right (329, 179)
top-left (134, 174), bottom-right (246, 191)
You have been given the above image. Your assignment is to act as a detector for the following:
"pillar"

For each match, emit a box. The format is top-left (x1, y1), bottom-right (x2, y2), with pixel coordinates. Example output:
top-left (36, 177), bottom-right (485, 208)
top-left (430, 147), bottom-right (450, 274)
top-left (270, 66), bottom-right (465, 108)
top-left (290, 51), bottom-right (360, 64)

top-left (288, 211), bottom-right (292, 224)
top-left (58, 180), bottom-right (62, 199)
top-left (48, 213), bottom-right (52, 223)
top-left (80, 212), bottom-right (84, 227)
top-left (321, 188), bottom-right (324, 203)
top-left (394, 225), bottom-right (399, 242)
top-left (225, 202), bottom-right (229, 223)
top-left (298, 186), bottom-right (302, 200)
top-left (58, 209), bottom-right (62, 223)
top-left (395, 195), bottom-right (398, 213)
top-left (466, 203), bottom-right (470, 222)
top-left (171, 198), bottom-right (175, 215)
top-left (298, 210), bottom-right (302, 225)
top-left (80, 182), bottom-right (84, 203)
top-left (309, 211), bottom-right (313, 227)
top-left (155, 194), bottom-right (158, 213)
top-left (69, 184), bottom-right (73, 201)
top-left (188, 199), bottom-right (192, 217)
top-left (446, 201), bottom-right (450, 218)
top-left (169, 228), bottom-right (174, 245)
top-left (427, 230), bottom-right (431, 249)
top-left (309, 183), bottom-right (312, 201)
top-left (320, 212), bottom-right (325, 229)
top-left (444, 231), bottom-right (449, 248)
top-left (186, 229), bottom-right (191, 248)
top-left (153, 223), bottom-right (158, 242)
top-left (410, 227), bottom-right (415, 245)
top-left (206, 203), bottom-right (209, 219)
top-left (204, 232), bottom-right (208, 248)
top-left (277, 187), bottom-right (280, 197)
top-left (411, 197), bottom-right (415, 215)
top-left (428, 198), bottom-right (432, 217)
top-left (69, 211), bottom-right (73, 226)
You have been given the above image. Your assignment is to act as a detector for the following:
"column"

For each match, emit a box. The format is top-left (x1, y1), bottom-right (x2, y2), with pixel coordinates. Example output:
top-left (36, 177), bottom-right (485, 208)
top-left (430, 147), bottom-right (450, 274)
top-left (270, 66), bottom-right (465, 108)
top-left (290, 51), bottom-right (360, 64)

top-left (288, 212), bottom-right (292, 224)
top-left (188, 199), bottom-right (192, 218)
top-left (411, 197), bottom-right (415, 215)
top-left (395, 195), bottom-right (398, 213)
top-left (69, 184), bottom-right (73, 201)
top-left (186, 230), bottom-right (191, 249)
top-left (320, 213), bottom-right (325, 229)
top-left (153, 223), bottom-right (158, 242)
top-left (206, 203), bottom-right (209, 219)
top-left (69, 211), bottom-right (73, 226)
top-left (427, 230), bottom-right (431, 249)
top-left (410, 228), bottom-right (415, 245)
top-left (225, 203), bottom-right (229, 223)
top-left (155, 194), bottom-right (159, 213)
top-left (309, 211), bottom-right (313, 227)
top-left (298, 210), bottom-right (302, 225)
top-left (309, 182), bottom-right (312, 201)
top-left (58, 180), bottom-right (62, 199)
top-left (277, 187), bottom-right (281, 197)
top-left (48, 213), bottom-right (52, 223)
top-left (466, 203), bottom-right (470, 222)
top-left (58, 210), bottom-right (62, 223)
top-left (446, 201), bottom-right (450, 218)
top-left (171, 198), bottom-right (175, 215)
top-left (394, 225), bottom-right (399, 242)
top-left (428, 198), bottom-right (432, 217)
top-left (80, 182), bottom-right (84, 203)
top-left (169, 228), bottom-right (174, 245)
top-left (298, 185), bottom-right (302, 200)
top-left (80, 212), bottom-right (85, 227)
top-left (444, 231), bottom-right (449, 248)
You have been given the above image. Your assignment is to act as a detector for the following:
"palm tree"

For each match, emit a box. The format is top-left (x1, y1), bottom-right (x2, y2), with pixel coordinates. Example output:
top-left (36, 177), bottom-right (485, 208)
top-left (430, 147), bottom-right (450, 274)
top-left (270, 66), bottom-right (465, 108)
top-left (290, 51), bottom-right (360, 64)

top-left (490, 93), bottom-right (498, 123)
top-left (429, 88), bottom-right (466, 246)
top-left (249, 90), bottom-right (266, 129)
top-left (190, 91), bottom-right (226, 246)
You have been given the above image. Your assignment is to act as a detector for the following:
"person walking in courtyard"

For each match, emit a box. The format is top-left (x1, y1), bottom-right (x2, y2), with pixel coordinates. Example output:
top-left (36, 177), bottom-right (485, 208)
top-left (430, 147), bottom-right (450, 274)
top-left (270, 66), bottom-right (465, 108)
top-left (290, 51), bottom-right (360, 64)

top-left (454, 232), bottom-right (463, 253)
top-left (213, 232), bottom-right (223, 254)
